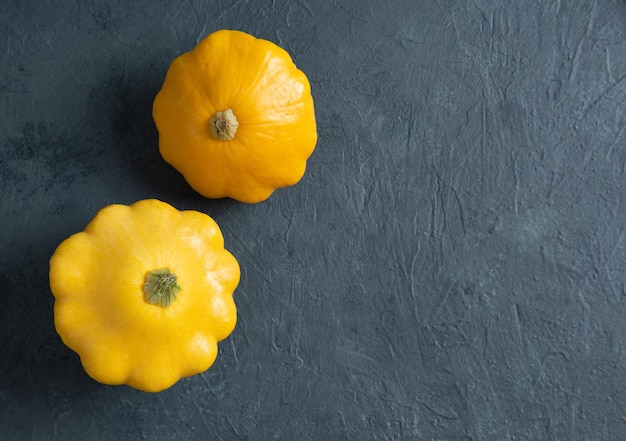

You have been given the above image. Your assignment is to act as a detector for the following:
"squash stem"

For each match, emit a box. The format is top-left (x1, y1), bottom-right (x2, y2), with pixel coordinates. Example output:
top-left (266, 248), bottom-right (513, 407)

top-left (143, 268), bottom-right (181, 308)
top-left (209, 108), bottom-right (239, 141)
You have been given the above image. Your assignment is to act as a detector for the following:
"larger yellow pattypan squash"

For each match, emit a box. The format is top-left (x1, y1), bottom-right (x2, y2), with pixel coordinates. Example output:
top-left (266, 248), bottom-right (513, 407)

top-left (49, 199), bottom-right (239, 392)
top-left (152, 29), bottom-right (318, 203)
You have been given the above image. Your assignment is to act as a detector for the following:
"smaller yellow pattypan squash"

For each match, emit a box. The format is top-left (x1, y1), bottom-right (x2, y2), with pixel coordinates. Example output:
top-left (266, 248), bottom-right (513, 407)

top-left (49, 199), bottom-right (239, 392)
top-left (152, 29), bottom-right (318, 203)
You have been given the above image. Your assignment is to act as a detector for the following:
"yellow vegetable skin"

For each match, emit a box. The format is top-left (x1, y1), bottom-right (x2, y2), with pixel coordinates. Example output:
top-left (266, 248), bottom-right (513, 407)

top-left (49, 199), bottom-right (239, 392)
top-left (152, 29), bottom-right (318, 203)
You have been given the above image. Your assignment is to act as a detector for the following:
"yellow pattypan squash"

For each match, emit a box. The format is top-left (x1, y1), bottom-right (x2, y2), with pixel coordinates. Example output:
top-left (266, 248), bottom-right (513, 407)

top-left (152, 29), bottom-right (318, 203)
top-left (49, 199), bottom-right (239, 392)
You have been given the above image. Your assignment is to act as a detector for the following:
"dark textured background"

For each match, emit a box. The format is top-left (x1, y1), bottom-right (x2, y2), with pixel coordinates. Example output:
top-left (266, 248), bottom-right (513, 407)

top-left (2, 0), bottom-right (626, 439)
